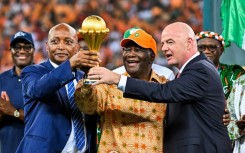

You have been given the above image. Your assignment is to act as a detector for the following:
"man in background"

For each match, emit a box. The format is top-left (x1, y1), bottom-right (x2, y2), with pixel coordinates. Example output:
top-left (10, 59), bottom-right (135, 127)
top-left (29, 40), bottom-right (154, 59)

top-left (0, 31), bottom-right (35, 153)
top-left (196, 31), bottom-right (245, 126)
top-left (196, 31), bottom-right (245, 99)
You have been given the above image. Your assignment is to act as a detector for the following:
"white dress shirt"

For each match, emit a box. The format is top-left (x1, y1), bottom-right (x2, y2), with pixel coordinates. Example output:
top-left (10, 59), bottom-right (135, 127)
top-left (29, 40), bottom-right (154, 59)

top-left (49, 60), bottom-right (87, 153)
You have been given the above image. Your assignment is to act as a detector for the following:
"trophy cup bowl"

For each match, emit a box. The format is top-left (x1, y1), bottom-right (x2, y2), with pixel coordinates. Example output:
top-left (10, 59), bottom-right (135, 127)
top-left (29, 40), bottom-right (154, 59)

top-left (78, 15), bottom-right (109, 84)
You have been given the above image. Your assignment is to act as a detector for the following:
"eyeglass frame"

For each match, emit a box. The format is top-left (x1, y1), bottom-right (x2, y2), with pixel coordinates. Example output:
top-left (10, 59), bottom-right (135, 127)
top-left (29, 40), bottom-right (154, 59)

top-left (10, 44), bottom-right (34, 53)
top-left (197, 44), bottom-right (221, 53)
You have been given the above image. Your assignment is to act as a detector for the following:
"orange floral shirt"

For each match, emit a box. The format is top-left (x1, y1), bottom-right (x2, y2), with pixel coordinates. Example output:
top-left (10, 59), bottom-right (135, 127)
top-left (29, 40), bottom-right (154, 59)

top-left (75, 71), bottom-right (167, 153)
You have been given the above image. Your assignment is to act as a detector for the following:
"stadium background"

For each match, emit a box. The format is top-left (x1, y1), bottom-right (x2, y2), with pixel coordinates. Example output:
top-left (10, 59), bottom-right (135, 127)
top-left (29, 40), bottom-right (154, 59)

top-left (0, 0), bottom-right (244, 73)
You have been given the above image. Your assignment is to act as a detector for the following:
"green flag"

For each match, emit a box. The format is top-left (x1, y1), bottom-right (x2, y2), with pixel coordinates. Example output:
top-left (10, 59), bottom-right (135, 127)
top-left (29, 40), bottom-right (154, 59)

top-left (220, 0), bottom-right (245, 50)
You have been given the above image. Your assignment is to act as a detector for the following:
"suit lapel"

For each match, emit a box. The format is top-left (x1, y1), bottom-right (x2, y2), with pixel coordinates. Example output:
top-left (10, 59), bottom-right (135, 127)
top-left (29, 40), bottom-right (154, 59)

top-left (182, 53), bottom-right (209, 73)
top-left (60, 70), bottom-right (84, 112)
top-left (59, 86), bottom-right (71, 111)
top-left (167, 54), bottom-right (208, 126)
top-left (45, 59), bottom-right (71, 112)
top-left (42, 59), bottom-right (55, 71)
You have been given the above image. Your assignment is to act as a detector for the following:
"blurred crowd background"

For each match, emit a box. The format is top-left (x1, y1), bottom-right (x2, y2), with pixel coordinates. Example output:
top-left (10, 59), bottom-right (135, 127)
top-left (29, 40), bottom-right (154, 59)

top-left (0, 0), bottom-right (203, 73)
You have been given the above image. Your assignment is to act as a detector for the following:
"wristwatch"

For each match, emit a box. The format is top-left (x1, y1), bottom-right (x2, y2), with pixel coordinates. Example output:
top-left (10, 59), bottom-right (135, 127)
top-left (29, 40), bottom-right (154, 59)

top-left (14, 109), bottom-right (20, 118)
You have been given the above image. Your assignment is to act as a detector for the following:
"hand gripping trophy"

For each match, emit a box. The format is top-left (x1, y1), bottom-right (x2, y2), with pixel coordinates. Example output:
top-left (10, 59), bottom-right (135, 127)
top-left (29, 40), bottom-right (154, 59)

top-left (78, 15), bottom-right (109, 84)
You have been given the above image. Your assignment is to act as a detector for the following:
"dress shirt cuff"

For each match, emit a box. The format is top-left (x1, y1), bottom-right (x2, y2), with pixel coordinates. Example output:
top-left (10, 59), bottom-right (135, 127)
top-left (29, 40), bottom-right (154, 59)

top-left (117, 75), bottom-right (127, 92)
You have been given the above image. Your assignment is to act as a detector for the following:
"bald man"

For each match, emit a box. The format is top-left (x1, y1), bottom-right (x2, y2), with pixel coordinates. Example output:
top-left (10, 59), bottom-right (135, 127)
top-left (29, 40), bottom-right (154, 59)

top-left (16, 23), bottom-right (99, 153)
top-left (87, 22), bottom-right (232, 153)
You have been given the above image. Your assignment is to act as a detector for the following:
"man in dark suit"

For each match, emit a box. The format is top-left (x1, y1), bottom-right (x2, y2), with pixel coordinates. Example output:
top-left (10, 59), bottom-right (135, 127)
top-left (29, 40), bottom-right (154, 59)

top-left (16, 23), bottom-right (99, 153)
top-left (87, 22), bottom-right (232, 153)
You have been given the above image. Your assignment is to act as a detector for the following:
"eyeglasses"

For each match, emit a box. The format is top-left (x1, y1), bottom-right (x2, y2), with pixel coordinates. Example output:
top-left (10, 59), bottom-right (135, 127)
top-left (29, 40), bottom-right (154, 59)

top-left (197, 44), bottom-right (220, 53)
top-left (11, 45), bottom-right (33, 52)
top-left (122, 47), bottom-right (147, 53)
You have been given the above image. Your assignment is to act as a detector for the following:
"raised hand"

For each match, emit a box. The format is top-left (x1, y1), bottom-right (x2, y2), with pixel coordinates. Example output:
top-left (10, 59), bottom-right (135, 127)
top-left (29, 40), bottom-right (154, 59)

top-left (0, 91), bottom-right (15, 116)
top-left (69, 50), bottom-right (100, 71)
top-left (87, 67), bottom-right (121, 85)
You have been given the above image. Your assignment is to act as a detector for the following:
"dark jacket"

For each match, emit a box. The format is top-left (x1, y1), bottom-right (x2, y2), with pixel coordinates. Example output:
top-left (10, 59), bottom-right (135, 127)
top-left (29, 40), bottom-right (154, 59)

top-left (123, 53), bottom-right (232, 153)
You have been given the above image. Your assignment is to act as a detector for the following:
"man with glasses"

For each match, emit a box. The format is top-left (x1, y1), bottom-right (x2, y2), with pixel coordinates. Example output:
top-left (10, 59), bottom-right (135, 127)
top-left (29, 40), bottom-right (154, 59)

top-left (196, 31), bottom-right (245, 150)
top-left (196, 31), bottom-right (245, 99)
top-left (0, 31), bottom-right (35, 153)
top-left (75, 27), bottom-right (168, 152)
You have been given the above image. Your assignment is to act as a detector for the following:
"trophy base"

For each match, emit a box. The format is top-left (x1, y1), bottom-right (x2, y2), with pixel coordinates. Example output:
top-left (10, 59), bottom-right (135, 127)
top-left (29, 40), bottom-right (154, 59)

top-left (84, 78), bottom-right (98, 85)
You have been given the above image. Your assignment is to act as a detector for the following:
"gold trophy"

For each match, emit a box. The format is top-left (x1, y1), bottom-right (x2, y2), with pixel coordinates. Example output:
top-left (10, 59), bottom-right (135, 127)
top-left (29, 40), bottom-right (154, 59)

top-left (78, 15), bottom-right (109, 84)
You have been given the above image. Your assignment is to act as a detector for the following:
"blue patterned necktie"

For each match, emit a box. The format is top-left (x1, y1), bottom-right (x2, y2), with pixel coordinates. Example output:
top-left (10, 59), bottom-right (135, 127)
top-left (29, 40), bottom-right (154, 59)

top-left (67, 81), bottom-right (86, 151)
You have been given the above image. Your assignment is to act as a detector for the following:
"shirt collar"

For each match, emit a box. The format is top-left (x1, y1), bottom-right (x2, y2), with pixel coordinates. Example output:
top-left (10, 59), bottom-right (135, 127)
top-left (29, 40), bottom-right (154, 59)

top-left (49, 59), bottom-right (76, 77)
top-left (49, 59), bottom-right (59, 68)
top-left (10, 66), bottom-right (18, 77)
top-left (123, 69), bottom-right (163, 83)
top-left (178, 52), bottom-right (200, 74)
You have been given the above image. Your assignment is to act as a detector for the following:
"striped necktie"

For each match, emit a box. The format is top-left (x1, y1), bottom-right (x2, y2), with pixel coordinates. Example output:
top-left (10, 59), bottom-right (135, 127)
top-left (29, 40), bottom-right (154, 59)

top-left (67, 80), bottom-right (86, 151)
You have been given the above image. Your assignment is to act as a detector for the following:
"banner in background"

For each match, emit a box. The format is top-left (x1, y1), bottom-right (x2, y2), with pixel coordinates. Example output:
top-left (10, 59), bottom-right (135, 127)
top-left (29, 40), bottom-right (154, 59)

top-left (220, 0), bottom-right (245, 50)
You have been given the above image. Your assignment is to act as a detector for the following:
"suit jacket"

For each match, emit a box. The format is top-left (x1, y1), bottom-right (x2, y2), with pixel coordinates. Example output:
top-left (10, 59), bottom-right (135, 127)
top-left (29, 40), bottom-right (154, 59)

top-left (123, 53), bottom-right (232, 153)
top-left (16, 60), bottom-right (97, 153)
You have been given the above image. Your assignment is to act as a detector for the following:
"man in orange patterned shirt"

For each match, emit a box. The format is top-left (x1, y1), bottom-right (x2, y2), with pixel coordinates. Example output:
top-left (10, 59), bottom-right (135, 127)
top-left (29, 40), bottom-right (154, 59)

top-left (75, 27), bottom-right (167, 153)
